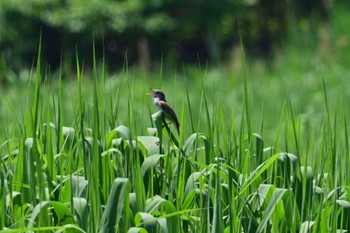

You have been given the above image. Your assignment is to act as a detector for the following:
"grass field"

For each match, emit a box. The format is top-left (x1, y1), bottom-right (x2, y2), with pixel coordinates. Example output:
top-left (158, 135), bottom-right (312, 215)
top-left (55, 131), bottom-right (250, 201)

top-left (1, 40), bottom-right (350, 233)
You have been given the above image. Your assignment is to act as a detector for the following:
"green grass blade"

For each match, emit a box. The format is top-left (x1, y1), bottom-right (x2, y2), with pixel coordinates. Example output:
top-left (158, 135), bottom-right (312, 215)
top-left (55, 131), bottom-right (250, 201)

top-left (239, 30), bottom-right (252, 139)
top-left (100, 178), bottom-right (130, 233)
top-left (186, 85), bottom-right (195, 133)
top-left (239, 152), bottom-right (283, 196)
top-left (211, 163), bottom-right (223, 233)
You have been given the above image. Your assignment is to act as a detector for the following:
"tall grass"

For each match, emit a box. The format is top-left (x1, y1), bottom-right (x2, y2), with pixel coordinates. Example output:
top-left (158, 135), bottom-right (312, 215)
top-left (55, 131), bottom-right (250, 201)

top-left (0, 40), bottom-right (350, 233)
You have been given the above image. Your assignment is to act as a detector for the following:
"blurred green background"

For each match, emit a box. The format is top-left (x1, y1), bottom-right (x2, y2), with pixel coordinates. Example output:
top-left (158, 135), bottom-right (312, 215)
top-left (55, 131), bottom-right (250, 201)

top-left (1, 0), bottom-right (349, 75)
top-left (1, 0), bottom-right (350, 143)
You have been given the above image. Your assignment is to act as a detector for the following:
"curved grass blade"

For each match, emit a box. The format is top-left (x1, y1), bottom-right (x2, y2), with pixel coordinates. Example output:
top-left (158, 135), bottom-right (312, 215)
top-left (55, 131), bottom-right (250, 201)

top-left (239, 152), bottom-right (283, 196)
top-left (99, 178), bottom-right (130, 233)
top-left (127, 227), bottom-right (148, 233)
top-left (28, 201), bottom-right (78, 228)
top-left (73, 198), bottom-right (88, 231)
top-left (145, 195), bottom-right (179, 232)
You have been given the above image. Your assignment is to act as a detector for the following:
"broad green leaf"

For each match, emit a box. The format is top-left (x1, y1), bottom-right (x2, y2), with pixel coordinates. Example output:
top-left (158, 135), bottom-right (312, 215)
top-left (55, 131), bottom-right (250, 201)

top-left (105, 126), bottom-right (131, 148)
top-left (111, 138), bottom-right (123, 147)
top-left (57, 175), bottom-right (88, 198)
top-left (72, 198), bottom-right (88, 230)
top-left (129, 193), bottom-right (139, 214)
top-left (100, 178), bottom-right (130, 233)
top-left (313, 206), bottom-right (332, 233)
top-left (256, 184), bottom-right (275, 209)
top-left (49, 201), bottom-right (77, 225)
top-left (135, 212), bottom-right (157, 232)
top-left (127, 227), bottom-right (148, 233)
top-left (157, 218), bottom-right (168, 233)
top-left (62, 126), bottom-right (75, 139)
top-left (183, 133), bottom-right (209, 159)
top-left (300, 166), bottom-right (313, 181)
top-left (184, 172), bottom-right (202, 195)
top-left (54, 224), bottom-right (85, 233)
top-left (145, 195), bottom-right (178, 232)
top-left (256, 188), bottom-right (288, 233)
top-left (105, 129), bottom-right (119, 148)
top-left (140, 154), bottom-right (166, 195)
top-left (28, 201), bottom-right (77, 229)
top-left (24, 138), bottom-right (33, 150)
top-left (147, 128), bottom-right (158, 136)
top-left (6, 191), bottom-right (23, 209)
top-left (101, 148), bottom-right (123, 157)
top-left (300, 221), bottom-right (315, 233)
top-left (145, 195), bottom-right (176, 213)
top-left (240, 153), bottom-right (283, 195)
top-left (181, 189), bottom-right (196, 210)
top-left (336, 200), bottom-right (350, 230)
top-left (137, 136), bottom-right (160, 155)
top-left (151, 111), bottom-right (164, 127)
top-left (256, 184), bottom-right (300, 233)
top-left (141, 154), bottom-right (166, 179)
top-left (116, 125), bottom-right (131, 140)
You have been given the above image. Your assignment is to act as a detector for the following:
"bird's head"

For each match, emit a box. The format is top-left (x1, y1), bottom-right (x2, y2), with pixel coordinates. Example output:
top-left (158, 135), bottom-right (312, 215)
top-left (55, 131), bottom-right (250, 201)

top-left (146, 88), bottom-right (166, 102)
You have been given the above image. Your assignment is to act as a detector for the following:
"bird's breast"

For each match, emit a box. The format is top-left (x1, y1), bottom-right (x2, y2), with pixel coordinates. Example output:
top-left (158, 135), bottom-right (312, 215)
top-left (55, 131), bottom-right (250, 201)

top-left (153, 99), bottom-right (162, 111)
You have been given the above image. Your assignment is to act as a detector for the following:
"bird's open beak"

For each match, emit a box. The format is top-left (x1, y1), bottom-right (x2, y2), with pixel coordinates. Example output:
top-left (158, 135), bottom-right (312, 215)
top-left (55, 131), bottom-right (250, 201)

top-left (146, 88), bottom-right (155, 96)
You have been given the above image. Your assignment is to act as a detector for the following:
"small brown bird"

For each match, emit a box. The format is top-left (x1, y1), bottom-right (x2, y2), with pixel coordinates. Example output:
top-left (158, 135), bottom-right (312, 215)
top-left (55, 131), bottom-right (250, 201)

top-left (147, 88), bottom-right (180, 134)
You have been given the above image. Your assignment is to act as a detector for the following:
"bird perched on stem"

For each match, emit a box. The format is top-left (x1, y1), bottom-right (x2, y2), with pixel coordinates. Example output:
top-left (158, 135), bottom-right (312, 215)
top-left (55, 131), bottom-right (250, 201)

top-left (147, 88), bottom-right (180, 134)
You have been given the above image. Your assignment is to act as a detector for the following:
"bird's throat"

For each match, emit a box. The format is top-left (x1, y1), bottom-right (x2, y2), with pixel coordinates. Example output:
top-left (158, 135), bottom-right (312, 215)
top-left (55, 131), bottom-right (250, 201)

top-left (153, 98), bottom-right (162, 111)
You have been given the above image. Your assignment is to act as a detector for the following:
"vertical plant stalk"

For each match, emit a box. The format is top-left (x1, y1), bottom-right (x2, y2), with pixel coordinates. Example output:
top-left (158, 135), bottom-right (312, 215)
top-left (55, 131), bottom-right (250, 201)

top-left (239, 32), bottom-right (252, 139)
top-left (186, 85), bottom-right (195, 134)
top-left (76, 48), bottom-right (87, 178)
top-left (32, 31), bottom-right (49, 226)
top-left (90, 40), bottom-right (102, 231)
top-left (57, 55), bottom-right (63, 156)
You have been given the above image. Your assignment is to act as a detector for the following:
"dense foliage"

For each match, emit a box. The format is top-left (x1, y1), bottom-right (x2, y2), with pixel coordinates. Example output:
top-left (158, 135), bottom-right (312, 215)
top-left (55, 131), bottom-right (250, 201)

top-left (1, 41), bottom-right (350, 231)
top-left (1, 1), bottom-right (350, 232)
top-left (0, 0), bottom-right (337, 75)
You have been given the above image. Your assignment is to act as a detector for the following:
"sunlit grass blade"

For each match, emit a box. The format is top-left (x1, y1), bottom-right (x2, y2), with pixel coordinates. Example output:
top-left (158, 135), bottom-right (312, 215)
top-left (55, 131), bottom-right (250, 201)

top-left (288, 97), bottom-right (300, 158)
top-left (211, 163), bottom-right (223, 233)
top-left (56, 55), bottom-right (64, 156)
top-left (28, 33), bottom-right (50, 226)
top-left (186, 85), bottom-right (195, 134)
top-left (100, 178), bottom-right (130, 233)
top-left (239, 30), bottom-right (252, 139)
top-left (200, 83), bottom-right (213, 165)
top-left (88, 40), bottom-right (102, 231)
top-left (256, 185), bottom-right (300, 232)
top-left (239, 152), bottom-right (283, 196)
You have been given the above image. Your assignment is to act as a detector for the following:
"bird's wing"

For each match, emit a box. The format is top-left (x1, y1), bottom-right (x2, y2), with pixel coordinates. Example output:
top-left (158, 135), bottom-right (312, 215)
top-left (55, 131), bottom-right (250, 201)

top-left (158, 100), bottom-right (180, 129)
